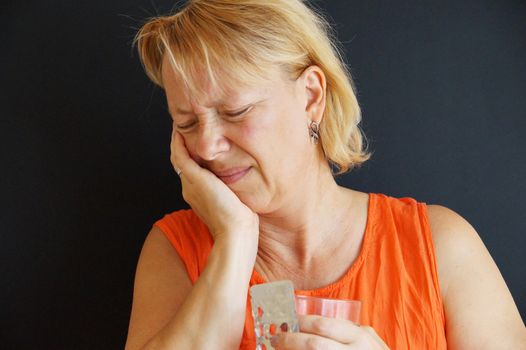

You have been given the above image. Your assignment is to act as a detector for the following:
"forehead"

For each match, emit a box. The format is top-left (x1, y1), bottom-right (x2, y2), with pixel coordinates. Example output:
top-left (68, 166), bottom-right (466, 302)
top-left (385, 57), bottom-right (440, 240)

top-left (161, 54), bottom-right (291, 111)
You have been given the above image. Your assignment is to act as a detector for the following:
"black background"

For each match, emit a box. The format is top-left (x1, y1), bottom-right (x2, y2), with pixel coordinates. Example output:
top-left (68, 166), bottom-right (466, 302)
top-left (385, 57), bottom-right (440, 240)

top-left (3, 0), bottom-right (525, 348)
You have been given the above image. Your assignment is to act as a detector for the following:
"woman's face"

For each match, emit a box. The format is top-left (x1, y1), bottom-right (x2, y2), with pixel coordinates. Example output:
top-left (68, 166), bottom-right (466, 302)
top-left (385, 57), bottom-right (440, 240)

top-left (161, 57), bottom-right (324, 214)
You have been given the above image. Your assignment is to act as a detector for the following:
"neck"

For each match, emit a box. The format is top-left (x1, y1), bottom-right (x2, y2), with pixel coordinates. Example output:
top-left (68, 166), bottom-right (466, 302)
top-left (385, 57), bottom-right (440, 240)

top-left (256, 161), bottom-right (353, 272)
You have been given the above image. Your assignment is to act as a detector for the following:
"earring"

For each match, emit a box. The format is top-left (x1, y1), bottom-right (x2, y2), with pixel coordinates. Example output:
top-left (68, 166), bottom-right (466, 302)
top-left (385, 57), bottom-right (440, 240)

top-left (309, 121), bottom-right (320, 145)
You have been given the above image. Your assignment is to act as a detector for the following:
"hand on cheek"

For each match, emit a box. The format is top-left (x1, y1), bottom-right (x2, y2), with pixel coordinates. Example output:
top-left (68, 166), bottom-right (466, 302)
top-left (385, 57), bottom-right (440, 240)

top-left (170, 125), bottom-right (260, 244)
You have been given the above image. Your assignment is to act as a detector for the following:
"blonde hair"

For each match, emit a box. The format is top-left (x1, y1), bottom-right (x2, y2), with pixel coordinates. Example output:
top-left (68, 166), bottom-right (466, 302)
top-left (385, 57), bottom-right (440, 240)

top-left (134, 0), bottom-right (371, 174)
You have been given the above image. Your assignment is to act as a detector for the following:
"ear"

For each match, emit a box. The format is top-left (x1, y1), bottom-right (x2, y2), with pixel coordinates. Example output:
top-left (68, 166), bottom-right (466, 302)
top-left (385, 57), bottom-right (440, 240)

top-left (297, 65), bottom-right (326, 123)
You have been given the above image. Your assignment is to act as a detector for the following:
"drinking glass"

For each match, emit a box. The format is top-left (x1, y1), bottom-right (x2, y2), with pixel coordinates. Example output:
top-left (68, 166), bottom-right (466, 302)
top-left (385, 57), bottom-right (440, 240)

top-left (294, 295), bottom-right (361, 324)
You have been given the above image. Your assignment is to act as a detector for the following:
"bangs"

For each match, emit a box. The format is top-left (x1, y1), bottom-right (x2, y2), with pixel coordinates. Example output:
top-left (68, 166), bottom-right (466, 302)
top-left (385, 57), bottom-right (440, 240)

top-left (134, 2), bottom-right (304, 100)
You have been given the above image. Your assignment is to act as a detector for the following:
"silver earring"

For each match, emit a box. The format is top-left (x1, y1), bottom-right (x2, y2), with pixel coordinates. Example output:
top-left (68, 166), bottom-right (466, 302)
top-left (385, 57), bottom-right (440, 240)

top-left (309, 121), bottom-right (320, 145)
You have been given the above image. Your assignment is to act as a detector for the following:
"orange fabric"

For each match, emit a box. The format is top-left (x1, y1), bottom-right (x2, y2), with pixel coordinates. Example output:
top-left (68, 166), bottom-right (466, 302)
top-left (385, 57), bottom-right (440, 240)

top-left (154, 193), bottom-right (447, 349)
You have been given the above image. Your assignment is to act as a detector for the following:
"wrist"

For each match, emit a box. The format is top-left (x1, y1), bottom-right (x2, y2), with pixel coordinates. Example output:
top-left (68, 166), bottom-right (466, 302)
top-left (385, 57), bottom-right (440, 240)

top-left (214, 216), bottom-right (259, 247)
top-left (214, 231), bottom-right (259, 264)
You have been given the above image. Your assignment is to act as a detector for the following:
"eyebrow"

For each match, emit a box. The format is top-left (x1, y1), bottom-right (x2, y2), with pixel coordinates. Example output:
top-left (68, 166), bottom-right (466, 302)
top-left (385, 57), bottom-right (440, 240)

top-left (167, 105), bottom-right (198, 115)
top-left (174, 107), bottom-right (195, 115)
top-left (168, 107), bottom-right (216, 117)
top-left (169, 98), bottom-right (265, 116)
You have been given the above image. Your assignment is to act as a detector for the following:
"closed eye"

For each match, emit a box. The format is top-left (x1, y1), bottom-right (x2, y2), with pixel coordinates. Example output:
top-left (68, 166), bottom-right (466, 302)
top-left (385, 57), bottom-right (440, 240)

top-left (174, 105), bottom-right (253, 131)
top-left (175, 120), bottom-right (197, 131)
top-left (224, 105), bottom-right (253, 118)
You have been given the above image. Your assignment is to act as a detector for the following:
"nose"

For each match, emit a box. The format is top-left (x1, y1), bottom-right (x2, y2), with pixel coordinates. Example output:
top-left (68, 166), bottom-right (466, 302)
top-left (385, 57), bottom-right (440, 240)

top-left (194, 118), bottom-right (230, 161)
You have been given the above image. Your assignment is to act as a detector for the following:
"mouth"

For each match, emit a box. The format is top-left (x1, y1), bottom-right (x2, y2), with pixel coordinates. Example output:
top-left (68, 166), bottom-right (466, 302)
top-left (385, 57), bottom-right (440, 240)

top-left (214, 167), bottom-right (251, 184)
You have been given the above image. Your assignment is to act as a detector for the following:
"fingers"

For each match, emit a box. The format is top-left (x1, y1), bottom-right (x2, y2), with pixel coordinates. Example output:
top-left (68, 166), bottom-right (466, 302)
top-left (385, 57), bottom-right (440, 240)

top-left (272, 332), bottom-right (347, 350)
top-left (297, 314), bottom-right (361, 344)
top-left (361, 326), bottom-right (390, 348)
top-left (274, 316), bottom-right (390, 349)
top-left (170, 126), bottom-right (200, 183)
top-left (169, 125), bottom-right (187, 173)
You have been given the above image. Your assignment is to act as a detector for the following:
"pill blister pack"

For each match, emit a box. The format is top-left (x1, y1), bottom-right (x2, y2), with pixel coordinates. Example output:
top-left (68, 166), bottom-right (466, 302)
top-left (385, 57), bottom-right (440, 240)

top-left (249, 280), bottom-right (299, 350)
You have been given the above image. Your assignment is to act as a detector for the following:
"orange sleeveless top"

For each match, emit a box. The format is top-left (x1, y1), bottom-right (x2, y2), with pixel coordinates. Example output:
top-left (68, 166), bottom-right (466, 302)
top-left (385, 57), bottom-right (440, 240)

top-left (154, 193), bottom-right (447, 349)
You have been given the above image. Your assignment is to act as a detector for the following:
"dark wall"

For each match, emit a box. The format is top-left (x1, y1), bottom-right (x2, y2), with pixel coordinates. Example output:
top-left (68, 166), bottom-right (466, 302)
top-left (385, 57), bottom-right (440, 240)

top-left (3, 0), bottom-right (525, 348)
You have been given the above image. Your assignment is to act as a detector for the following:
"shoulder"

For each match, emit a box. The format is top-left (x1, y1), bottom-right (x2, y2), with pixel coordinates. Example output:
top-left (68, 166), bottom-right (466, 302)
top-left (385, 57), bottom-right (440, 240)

top-left (425, 204), bottom-right (482, 298)
top-left (155, 209), bottom-right (204, 232)
top-left (153, 209), bottom-right (214, 284)
top-left (425, 204), bottom-right (526, 348)
top-left (154, 209), bottom-right (212, 247)
top-left (139, 225), bottom-right (193, 284)
top-left (126, 226), bottom-right (193, 349)
top-left (425, 204), bottom-right (481, 255)
top-left (425, 204), bottom-right (479, 249)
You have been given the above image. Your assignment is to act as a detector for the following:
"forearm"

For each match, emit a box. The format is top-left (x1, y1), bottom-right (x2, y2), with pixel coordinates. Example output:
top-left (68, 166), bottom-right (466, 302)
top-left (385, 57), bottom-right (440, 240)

top-left (141, 237), bottom-right (257, 350)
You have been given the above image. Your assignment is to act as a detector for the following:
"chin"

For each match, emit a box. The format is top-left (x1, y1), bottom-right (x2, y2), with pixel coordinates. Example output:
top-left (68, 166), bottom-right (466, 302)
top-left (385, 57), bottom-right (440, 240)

top-left (235, 191), bottom-right (272, 215)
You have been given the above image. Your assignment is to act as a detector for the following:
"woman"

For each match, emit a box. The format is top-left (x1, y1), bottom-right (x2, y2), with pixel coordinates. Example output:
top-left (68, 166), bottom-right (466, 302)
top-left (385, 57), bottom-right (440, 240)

top-left (125, 0), bottom-right (525, 349)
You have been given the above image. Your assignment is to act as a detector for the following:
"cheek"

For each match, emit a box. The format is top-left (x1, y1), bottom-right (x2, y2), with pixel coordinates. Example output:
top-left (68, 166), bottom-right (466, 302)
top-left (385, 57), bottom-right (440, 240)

top-left (237, 119), bottom-right (280, 175)
top-left (236, 111), bottom-right (273, 147)
top-left (240, 121), bottom-right (258, 141)
top-left (238, 122), bottom-right (268, 165)
top-left (242, 108), bottom-right (307, 158)
top-left (243, 108), bottom-right (289, 142)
